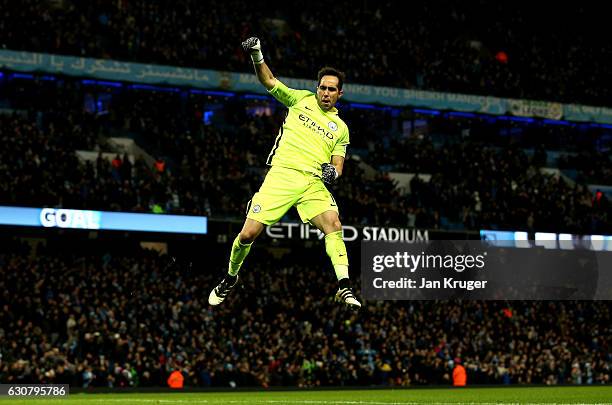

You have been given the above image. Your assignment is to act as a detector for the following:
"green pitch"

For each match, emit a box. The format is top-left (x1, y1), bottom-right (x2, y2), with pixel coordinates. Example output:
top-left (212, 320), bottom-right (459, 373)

top-left (1, 386), bottom-right (611, 404)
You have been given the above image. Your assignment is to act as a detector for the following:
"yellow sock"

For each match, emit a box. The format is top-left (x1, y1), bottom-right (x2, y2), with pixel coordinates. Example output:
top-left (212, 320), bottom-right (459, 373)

top-left (228, 235), bottom-right (253, 276)
top-left (325, 231), bottom-right (349, 280)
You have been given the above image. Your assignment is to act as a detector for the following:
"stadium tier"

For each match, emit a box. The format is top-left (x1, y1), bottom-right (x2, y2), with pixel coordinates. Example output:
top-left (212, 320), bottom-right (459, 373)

top-left (1, 1), bottom-right (610, 106)
top-left (0, 75), bottom-right (610, 234)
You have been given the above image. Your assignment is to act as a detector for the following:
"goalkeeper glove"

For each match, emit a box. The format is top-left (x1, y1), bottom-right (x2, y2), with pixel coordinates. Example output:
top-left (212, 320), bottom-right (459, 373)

top-left (242, 37), bottom-right (264, 65)
top-left (321, 163), bottom-right (339, 184)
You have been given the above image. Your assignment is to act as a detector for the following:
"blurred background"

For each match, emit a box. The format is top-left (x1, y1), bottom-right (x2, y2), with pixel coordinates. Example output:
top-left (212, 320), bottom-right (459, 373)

top-left (0, 0), bottom-right (610, 389)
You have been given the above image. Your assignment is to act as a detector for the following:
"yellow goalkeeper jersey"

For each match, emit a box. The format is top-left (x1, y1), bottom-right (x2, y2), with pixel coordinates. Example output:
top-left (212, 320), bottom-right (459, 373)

top-left (266, 80), bottom-right (350, 176)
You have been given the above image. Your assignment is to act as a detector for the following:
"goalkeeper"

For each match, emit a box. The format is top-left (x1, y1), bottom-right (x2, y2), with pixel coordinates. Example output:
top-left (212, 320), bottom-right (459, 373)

top-left (209, 37), bottom-right (361, 309)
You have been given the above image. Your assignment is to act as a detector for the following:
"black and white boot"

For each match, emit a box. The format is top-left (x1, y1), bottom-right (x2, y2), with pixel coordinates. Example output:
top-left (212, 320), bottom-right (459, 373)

top-left (208, 274), bottom-right (239, 305)
top-left (335, 279), bottom-right (361, 308)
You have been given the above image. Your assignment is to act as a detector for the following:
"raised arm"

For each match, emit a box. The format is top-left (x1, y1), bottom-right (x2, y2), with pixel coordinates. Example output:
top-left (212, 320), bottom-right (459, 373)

top-left (242, 37), bottom-right (276, 90)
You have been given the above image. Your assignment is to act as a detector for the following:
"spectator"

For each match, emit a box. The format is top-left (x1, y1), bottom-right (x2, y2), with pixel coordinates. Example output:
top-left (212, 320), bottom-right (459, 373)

top-left (452, 358), bottom-right (467, 387)
top-left (167, 369), bottom-right (184, 389)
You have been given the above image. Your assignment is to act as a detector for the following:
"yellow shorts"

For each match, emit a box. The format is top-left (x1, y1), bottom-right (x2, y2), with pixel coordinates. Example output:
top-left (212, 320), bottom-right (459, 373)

top-left (246, 166), bottom-right (339, 226)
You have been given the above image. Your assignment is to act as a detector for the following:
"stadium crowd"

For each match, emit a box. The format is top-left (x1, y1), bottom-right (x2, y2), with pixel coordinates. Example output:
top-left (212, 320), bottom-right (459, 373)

top-left (374, 138), bottom-right (610, 233)
top-left (0, 76), bottom-right (610, 233)
top-left (0, 243), bottom-right (610, 387)
top-left (1, 0), bottom-right (610, 106)
top-left (558, 152), bottom-right (612, 186)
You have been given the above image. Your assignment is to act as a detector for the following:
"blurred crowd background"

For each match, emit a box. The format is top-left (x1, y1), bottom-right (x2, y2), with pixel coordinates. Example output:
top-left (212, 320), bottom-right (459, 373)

top-left (1, 242), bottom-right (610, 387)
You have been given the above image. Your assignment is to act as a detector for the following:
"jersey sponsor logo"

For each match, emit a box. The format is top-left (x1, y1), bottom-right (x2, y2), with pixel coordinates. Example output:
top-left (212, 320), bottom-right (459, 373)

top-left (328, 121), bottom-right (338, 131)
top-left (298, 114), bottom-right (334, 140)
top-left (252, 204), bottom-right (262, 213)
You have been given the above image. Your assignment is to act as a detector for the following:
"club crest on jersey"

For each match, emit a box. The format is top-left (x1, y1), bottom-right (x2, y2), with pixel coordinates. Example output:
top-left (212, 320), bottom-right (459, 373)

top-left (328, 121), bottom-right (338, 131)
top-left (252, 204), bottom-right (262, 213)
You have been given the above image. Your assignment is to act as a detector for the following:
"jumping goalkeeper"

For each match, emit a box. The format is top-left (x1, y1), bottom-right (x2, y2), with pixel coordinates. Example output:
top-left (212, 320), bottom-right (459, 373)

top-left (209, 37), bottom-right (361, 309)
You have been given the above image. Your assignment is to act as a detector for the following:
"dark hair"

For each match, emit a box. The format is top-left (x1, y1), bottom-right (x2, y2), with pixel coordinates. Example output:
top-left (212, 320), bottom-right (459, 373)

top-left (317, 67), bottom-right (345, 90)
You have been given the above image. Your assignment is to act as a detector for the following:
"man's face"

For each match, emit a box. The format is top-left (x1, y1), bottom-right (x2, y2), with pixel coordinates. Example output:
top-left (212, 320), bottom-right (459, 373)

top-left (316, 75), bottom-right (343, 111)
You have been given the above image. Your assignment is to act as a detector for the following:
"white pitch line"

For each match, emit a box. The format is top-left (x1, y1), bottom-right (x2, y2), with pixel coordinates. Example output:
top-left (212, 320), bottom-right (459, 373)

top-left (84, 400), bottom-right (612, 405)
top-left (87, 400), bottom-right (421, 404)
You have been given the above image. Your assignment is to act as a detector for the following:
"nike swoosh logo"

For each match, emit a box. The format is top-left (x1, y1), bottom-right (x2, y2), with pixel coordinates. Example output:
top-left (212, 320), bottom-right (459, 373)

top-left (331, 204), bottom-right (337, 207)
top-left (339, 254), bottom-right (345, 257)
top-left (305, 106), bottom-right (313, 111)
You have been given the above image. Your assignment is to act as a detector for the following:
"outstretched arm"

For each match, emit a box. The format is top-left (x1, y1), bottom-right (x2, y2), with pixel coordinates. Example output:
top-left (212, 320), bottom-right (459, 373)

top-left (242, 37), bottom-right (276, 90)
